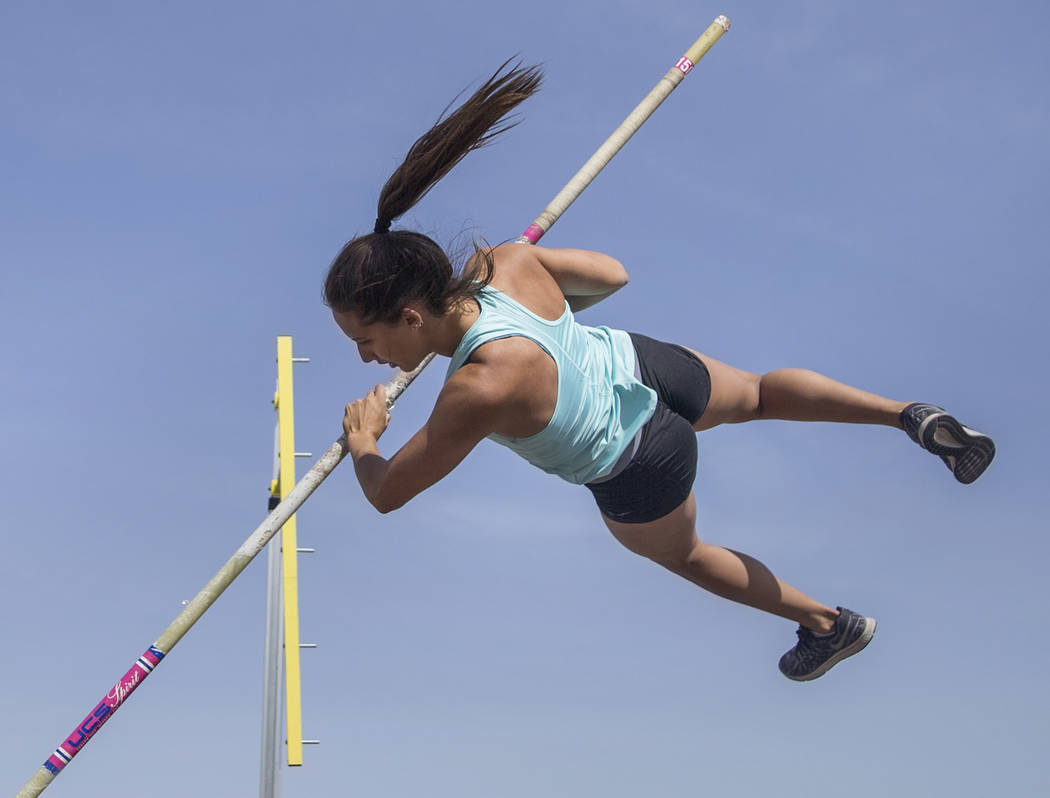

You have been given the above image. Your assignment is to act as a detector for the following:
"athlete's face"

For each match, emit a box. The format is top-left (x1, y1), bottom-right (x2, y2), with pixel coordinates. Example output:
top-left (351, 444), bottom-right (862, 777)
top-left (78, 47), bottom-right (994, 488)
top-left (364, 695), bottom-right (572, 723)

top-left (332, 307), bottom-right (428, 371)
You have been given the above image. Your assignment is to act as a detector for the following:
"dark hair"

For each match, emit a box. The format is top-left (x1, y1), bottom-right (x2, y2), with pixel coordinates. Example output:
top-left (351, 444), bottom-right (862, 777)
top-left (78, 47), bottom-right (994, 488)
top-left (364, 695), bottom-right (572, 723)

top-left (324, 59), bottom-right (543, 323)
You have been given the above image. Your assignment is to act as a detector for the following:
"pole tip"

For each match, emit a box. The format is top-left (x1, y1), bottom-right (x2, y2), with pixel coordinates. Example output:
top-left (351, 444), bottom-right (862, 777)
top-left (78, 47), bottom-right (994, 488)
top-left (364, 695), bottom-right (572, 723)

top-left (716, 15), bottom-right (731, 31)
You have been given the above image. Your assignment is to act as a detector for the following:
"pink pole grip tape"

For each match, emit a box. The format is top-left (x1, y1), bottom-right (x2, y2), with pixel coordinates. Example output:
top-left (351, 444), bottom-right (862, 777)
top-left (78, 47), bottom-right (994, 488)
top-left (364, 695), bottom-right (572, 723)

top-left (519, 223), bottom-right (546, 244)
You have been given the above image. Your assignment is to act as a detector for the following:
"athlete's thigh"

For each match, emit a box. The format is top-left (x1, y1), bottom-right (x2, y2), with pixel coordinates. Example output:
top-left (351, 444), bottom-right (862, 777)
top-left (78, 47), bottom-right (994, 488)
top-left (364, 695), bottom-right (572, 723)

top-left (601, 491), bottom-right (698, 567)
top-left (683, 348), bottom-right (761, 431)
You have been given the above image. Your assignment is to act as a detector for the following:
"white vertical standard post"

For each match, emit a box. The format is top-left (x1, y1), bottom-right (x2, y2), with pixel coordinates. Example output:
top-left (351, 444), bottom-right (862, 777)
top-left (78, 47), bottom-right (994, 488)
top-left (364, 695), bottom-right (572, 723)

top-left (259, 412), bottom-right (285, 798)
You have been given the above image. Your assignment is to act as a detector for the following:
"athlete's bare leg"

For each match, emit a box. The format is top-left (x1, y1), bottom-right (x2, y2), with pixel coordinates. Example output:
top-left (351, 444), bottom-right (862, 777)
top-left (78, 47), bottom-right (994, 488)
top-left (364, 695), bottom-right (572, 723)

top-left (602, 492), bottom-right (838, 633)
top-left (686, 348), bottom-right (909, 432)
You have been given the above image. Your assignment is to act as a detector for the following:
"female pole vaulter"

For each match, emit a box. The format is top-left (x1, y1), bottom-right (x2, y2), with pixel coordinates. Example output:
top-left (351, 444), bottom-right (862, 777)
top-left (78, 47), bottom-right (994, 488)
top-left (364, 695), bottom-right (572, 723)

top-left (325, 61), bottom-right (994, 681)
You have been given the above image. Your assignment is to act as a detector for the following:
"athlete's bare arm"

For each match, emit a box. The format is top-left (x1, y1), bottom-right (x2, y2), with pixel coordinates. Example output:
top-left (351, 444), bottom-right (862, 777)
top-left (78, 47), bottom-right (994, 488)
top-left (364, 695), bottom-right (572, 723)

top-left (492, 244), bottom-right (629, 311)
top-left (343, 346), bottom-right (547, 513)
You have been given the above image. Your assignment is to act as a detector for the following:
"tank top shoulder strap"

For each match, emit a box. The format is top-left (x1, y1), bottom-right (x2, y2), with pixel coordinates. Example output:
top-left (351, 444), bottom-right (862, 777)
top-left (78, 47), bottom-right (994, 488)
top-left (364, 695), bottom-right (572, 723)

top-left (445, 286), bottom-right (570, 378)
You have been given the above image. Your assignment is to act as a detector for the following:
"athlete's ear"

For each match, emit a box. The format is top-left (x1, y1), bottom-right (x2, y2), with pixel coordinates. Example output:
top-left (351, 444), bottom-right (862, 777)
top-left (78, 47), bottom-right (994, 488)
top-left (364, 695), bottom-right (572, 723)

top-left (400, 307), bottom-right (424, 329)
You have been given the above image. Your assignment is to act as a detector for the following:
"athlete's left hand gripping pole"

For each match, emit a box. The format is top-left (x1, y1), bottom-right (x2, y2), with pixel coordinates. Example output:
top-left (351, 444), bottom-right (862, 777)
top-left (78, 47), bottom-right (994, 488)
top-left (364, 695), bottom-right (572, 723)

top-left (14, 16), bottom-right (729, 797)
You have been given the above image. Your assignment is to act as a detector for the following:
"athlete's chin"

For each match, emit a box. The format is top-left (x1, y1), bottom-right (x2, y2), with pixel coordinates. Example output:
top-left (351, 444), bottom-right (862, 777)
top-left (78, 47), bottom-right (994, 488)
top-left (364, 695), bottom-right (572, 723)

top-left (400, 354), bottom-right (428, 372)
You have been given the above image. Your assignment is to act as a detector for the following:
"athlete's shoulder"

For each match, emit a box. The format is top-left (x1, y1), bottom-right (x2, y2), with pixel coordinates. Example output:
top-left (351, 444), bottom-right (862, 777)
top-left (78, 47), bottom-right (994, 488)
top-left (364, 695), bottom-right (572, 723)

top-left (484, 244), bottom-right (566, 319)
top-left (437, 354), bottom-right (530, 430)
top-left (461, 334), bottom-right (548, 383)
top-left (486, 242), bottom-right (546, 279)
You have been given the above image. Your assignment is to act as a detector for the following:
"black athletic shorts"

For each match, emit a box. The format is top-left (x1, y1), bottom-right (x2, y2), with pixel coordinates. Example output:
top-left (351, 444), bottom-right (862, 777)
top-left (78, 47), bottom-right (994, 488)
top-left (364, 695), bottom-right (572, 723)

top-left (584, 333), bottom-right (711, 524)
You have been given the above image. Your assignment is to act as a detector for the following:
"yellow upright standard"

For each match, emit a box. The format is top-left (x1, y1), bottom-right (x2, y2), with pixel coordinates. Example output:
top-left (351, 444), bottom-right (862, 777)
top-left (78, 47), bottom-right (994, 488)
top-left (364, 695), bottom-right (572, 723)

top-left (273, 336), bottom-right (305, 766)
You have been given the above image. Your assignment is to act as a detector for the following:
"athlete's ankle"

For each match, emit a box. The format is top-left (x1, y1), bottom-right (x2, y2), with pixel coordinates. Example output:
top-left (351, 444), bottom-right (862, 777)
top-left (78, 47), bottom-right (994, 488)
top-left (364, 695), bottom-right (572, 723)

top-left (804, 608), bottom-right (839, 635)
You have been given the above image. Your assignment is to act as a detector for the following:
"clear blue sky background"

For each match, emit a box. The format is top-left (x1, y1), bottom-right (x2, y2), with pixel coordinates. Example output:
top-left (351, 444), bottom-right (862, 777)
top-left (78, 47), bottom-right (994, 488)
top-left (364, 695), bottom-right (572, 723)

top-left (4, 1), bottom-right (1048, 796)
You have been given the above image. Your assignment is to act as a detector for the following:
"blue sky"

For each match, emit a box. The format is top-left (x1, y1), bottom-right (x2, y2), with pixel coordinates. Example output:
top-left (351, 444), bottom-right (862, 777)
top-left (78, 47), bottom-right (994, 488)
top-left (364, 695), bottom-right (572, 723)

top-left (4, 1), bottom-right (1048, 795)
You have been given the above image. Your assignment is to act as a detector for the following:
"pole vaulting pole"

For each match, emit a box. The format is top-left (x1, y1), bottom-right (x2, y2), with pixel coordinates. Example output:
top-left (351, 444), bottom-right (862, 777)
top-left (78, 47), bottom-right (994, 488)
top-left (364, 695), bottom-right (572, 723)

top-left (14, 15), bottom-right (729, 797)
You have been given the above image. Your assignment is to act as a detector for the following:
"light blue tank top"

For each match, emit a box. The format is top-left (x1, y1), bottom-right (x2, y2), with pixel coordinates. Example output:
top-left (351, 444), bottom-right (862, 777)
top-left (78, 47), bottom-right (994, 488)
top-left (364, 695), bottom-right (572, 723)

top-left (444, 286), bottom-right (657, 485)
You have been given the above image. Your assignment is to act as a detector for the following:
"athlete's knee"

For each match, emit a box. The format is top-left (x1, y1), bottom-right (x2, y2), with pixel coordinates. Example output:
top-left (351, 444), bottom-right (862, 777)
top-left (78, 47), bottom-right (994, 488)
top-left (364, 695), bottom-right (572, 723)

top-left (645, 547), bottom-right (687, 571)
top-left (754, 370), bottom-right (809, 420)
top-left (606, 520), bottom-right (695, 569)
top-left (737, 371), bottom-right (764, 421)
top-left (615, 533), bottom-right (686, 568)
top-left (652, 539), bottom-right (720, 581)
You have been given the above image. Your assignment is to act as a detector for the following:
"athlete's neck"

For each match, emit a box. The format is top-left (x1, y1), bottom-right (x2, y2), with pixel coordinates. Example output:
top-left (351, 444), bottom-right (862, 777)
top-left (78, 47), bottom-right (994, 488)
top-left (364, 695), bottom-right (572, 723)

top-left (426, 297), bottom-right (481, 357)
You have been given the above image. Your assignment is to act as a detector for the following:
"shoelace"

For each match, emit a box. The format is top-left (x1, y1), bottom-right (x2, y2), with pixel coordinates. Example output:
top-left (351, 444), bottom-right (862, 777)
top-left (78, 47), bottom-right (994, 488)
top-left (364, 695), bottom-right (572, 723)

top-left (795, 626), bottom-right (814, 642)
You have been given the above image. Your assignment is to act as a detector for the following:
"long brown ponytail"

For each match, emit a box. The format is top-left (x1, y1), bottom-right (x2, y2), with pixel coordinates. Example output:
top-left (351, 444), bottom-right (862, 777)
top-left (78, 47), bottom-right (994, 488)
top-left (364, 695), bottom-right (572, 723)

top-left (325, 59), bottom-right (543, 322)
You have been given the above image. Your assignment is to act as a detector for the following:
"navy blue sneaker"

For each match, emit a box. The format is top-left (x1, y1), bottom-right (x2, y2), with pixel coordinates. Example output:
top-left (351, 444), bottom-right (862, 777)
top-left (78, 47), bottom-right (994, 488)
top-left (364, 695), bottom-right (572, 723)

top-left (779, 607), bottom-right (876, 681)
top-left (900, 403), bottom-right (995, 484)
